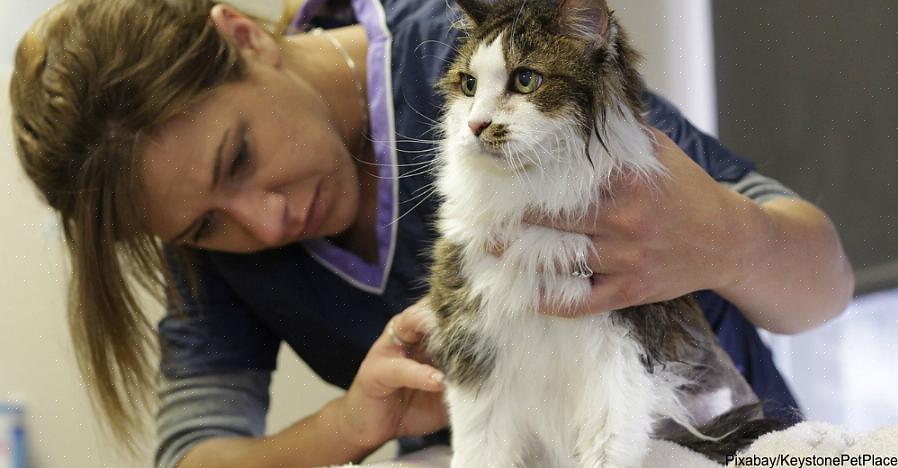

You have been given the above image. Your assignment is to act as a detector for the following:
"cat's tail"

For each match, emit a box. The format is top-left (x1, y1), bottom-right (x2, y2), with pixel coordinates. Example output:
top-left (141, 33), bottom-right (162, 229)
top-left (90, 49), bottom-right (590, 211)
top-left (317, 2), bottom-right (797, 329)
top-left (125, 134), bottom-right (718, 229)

top-left (662, 403), bottom-right (794, 463)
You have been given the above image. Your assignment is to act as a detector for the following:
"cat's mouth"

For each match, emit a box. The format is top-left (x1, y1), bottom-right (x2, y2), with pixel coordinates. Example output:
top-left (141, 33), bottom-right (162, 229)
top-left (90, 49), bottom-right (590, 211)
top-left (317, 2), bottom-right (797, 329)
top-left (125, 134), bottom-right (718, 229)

top-left (473, 140), bottom-right (537, 172)
top-left (477, 137), bottom-right (505, 153)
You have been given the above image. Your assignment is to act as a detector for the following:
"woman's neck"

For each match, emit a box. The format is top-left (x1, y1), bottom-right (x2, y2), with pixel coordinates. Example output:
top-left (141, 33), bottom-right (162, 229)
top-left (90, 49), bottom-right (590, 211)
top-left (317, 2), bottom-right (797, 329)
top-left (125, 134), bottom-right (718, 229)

top-left (282, 25), bottom-right (369, 163)
top-left (330, 143), bottom-right (380, 263)
top-left (283, 26), bottom-right (379, 262)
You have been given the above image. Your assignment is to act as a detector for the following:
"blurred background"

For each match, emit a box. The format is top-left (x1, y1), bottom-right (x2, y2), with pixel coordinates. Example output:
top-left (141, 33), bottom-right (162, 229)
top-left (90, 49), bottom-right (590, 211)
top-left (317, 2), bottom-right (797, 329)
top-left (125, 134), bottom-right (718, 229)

top-left (1, 0), bottom-right (895, 466)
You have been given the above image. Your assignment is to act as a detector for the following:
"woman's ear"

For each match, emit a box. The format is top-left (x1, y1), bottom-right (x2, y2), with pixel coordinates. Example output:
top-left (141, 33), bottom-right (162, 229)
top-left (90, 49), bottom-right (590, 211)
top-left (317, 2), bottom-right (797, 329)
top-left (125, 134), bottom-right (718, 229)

top-left (210, 4), bottom-right (281, 67)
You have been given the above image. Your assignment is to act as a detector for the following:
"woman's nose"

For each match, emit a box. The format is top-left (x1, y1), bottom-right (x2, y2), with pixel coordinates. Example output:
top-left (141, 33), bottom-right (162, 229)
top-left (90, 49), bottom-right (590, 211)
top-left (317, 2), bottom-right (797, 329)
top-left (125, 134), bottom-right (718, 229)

top-left (226, 188), bottom-right (286, 246)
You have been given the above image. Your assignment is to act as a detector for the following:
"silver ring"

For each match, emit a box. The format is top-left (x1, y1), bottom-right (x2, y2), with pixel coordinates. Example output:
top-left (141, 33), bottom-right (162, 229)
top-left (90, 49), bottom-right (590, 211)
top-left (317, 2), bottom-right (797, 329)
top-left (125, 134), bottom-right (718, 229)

top-left (388, 320), bottom-right (415, 348)
top-left (571, 251), bottom-right (594, 278)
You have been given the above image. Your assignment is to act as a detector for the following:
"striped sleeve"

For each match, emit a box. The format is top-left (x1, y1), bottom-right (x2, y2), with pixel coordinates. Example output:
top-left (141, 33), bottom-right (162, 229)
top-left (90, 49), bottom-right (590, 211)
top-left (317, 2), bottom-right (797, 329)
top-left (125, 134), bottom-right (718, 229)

top-left (155, 371), bottom-right (272, 468)
top-left (722, 170), bottom-right (799, 204)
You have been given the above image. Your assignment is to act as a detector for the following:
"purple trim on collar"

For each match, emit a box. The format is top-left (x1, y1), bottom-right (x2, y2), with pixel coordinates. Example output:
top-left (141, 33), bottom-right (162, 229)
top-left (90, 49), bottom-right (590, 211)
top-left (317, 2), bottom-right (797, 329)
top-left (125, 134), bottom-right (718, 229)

top-left (288, 0), bottom-right (328, 32)
top-left (292, 0), bottom-right (396, 293)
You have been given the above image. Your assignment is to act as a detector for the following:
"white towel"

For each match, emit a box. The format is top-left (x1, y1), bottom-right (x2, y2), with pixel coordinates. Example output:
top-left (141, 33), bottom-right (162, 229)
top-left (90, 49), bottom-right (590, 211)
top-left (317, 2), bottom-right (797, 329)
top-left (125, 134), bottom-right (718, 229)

top-left (329, 422), bottom-right (898, 467)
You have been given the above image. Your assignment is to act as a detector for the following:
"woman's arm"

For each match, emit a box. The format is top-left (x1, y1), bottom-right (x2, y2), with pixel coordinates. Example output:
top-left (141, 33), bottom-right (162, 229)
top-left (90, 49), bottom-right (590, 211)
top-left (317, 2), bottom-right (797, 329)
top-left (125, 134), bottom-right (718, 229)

top-left (155, 372), bottom-right (377, 468)
top-left (715, 194), bottom-right (854, 334)
top-left (168, 300), bottom-right (446, 468)
top-left (176, 397), bottom-right (377, 468)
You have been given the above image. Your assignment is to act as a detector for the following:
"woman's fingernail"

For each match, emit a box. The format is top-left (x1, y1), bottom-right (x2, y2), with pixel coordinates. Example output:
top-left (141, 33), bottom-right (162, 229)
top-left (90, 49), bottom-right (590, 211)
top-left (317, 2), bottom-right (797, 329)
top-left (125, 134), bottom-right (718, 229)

top-left (431, 371), bottom-right (444, 383)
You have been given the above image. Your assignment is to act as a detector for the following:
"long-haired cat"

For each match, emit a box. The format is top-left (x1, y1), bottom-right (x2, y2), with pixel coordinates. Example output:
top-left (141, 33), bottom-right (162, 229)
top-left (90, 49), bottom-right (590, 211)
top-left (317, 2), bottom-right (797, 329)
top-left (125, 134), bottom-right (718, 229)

top-left (425, 1), bottom-right (780, 467)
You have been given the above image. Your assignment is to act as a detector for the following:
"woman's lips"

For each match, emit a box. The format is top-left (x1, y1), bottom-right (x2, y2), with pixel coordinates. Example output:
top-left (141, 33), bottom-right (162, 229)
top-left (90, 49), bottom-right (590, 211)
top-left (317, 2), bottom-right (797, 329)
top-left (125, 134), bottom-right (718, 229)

top-left (300, 183), bottom-right (325, 237)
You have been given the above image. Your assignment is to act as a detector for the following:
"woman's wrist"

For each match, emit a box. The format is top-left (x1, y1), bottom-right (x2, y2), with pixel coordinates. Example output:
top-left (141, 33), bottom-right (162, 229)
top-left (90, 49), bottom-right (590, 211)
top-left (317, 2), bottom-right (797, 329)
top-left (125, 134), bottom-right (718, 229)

top-left (716, 189), bottom-right (776, 293)
top-left (324, 395), bottom-right (389, 456)
top-left (177, 399), bottom-right (380, 468)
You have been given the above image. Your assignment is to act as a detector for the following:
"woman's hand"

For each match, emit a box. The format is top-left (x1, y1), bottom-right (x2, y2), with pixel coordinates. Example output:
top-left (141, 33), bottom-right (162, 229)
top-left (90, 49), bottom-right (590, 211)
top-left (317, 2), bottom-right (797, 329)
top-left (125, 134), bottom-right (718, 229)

top-left (178, 299), bottom-right (446, 468)
top-left (529, 129), bottom-right (769, 317)
top-left (334, 298), bottom-right (448, 451)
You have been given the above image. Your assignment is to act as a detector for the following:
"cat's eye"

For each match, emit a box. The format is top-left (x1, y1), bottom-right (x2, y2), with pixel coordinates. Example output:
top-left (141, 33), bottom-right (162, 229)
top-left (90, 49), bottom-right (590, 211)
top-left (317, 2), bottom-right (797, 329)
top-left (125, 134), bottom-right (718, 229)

top-left (460, 73), bottom-right (477, 96)
top-left (512, 69), bottom-right (543, 94)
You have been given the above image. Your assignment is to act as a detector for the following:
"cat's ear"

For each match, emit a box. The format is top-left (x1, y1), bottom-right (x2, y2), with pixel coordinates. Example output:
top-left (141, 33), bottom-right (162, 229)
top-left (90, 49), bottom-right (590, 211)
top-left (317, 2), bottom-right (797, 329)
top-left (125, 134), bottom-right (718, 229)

top-left (552, 0), bottom-right (611, 50)
top-left (455, 0), bottom-right (491, 25)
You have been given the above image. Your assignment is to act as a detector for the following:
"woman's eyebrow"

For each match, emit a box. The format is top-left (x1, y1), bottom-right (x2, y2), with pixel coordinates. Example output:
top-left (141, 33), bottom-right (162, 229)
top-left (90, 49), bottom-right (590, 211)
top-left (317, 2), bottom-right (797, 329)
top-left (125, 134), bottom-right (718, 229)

top-left (208, 128), bottom-right (230, 192)
top-left (166, 128), bottom-right (230, 244)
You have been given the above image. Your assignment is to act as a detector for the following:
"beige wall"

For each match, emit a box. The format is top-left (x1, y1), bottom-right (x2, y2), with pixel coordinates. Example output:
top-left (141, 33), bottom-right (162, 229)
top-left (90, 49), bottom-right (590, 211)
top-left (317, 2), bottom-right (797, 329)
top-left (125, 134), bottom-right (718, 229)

top-left (611, 0), bottom-right (718, 135)
top-left (0, 1), bottom-right (713, 466)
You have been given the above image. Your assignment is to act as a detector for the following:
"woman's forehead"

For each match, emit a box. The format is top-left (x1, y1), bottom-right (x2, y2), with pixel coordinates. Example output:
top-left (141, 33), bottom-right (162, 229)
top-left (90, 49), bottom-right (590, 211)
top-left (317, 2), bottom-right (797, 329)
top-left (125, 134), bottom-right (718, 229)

top-left (138, 99), bottom-right (232, 238)
top-left (142, 83), bottom-right (242, 171)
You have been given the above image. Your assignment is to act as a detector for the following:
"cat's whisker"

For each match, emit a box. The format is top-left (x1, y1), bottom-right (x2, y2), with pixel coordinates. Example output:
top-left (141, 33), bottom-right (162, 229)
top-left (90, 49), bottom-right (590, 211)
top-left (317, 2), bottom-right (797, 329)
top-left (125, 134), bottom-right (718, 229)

top-left (372, 161), bottom-right (439, 181)
top-left (409, 179), bottom-right (438, 199)
top-left (523, 126), bottom-right (574, 164)
top-left (394, 148), bottom-right (440, 155)
top-left (354, 157), bottom-right (434, 168)
top-left (400, 92), bottom-right (444, 128)
top-left (351, 155), bottom-right (432, 173)
top-left (373, 134), bottom-right (440, 145)
top-left (398, 162), bottom-right (439, 179)
top-left (403, 182), bottom-right (438, 205)
top-left (415, 39), bottom-right (461, 56)
top-left (502, 142), bottom-right (538, 191)
top-left (367, 170), bottom-right (428, 181)
top-left (529, 136), bottom-right (555, 167)
top-left (516, 153), bottom-right (538, 193)
top-left (504, 146), bottom-right (524, 175)
top-left (417, 54), bottom-right (453, 66)
top-left (388, 185), bottom-right (438, 227)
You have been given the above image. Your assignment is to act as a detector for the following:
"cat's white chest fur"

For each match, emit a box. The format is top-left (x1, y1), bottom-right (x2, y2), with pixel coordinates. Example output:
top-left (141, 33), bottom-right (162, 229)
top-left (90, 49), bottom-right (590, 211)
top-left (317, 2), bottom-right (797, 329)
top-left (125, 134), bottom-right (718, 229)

top-left (448, 309), bottom-right (663, 467)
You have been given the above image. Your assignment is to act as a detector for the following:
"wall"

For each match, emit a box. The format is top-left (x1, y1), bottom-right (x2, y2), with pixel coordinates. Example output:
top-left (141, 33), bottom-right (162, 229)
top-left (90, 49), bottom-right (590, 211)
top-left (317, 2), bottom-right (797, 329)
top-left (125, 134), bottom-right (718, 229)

top-left (713, 0), bottom-right (898, 293)
top-left (612, 0), bottom-right (718, 135)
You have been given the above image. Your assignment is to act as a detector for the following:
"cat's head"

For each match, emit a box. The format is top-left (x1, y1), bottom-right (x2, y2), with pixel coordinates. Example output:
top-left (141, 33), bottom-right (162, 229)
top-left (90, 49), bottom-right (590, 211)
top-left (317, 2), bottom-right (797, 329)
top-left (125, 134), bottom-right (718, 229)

top-left (439, 0), bottom-right (644, 173)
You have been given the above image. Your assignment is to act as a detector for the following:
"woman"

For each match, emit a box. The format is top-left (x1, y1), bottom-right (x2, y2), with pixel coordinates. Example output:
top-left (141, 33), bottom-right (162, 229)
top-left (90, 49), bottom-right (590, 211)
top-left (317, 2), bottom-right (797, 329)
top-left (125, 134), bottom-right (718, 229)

top-left (9, 0), bottom-right (853, 467)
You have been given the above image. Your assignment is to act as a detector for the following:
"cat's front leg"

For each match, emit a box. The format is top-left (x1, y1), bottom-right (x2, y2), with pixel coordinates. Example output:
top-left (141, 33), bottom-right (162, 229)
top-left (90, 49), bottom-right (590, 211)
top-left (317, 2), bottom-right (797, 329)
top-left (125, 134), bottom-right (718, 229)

top-left (574, 426), bottom-right (650, 468)
top-left (572, 385), bottom-right (656, 468)
top-left (446, 385), bottom-right (530, 468)
top-left (569, 346), bottom-right (662, 468)
top-left (501, 225), bottom-right (596, 309)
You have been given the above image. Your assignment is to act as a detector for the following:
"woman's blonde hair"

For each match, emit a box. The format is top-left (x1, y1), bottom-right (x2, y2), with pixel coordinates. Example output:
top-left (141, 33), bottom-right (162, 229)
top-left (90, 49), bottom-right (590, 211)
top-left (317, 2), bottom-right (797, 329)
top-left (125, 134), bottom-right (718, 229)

top-left (9, 0), bottom-right (251, 448)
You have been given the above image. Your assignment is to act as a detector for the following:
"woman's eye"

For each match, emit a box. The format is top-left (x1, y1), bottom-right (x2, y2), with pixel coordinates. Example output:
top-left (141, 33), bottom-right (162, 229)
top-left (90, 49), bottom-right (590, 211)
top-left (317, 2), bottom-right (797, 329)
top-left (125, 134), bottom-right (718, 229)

top-left (513, 69), bottom-right (543, 94)
top-left (229, 139), bottom-right (249, 177)
top-left (193, 212), bottom-right (215, 243)
top-left (460, 73), bottom-right (477, 96)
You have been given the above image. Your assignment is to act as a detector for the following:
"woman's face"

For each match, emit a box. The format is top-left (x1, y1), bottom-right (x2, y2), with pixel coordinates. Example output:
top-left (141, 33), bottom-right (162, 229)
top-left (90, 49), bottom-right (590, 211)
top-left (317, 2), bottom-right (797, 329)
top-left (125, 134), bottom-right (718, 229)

top-left (139, 60), bottom-right (361, 253)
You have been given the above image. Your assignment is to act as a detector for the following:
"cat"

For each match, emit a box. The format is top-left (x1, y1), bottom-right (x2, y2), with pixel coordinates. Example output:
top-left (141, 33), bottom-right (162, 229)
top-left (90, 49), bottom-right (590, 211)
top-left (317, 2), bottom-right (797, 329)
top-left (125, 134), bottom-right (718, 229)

top-left (424, 1), bottom-right (780, 467)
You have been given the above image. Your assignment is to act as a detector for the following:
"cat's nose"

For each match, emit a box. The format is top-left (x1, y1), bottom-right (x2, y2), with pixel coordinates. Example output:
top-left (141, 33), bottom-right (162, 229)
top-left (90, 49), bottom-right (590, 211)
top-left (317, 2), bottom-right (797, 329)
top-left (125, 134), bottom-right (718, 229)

top-left (468, 119), bottom-right (492, 137)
